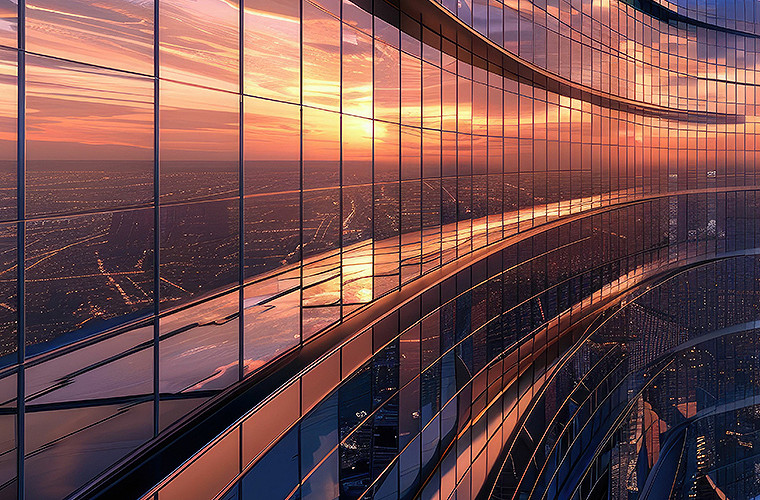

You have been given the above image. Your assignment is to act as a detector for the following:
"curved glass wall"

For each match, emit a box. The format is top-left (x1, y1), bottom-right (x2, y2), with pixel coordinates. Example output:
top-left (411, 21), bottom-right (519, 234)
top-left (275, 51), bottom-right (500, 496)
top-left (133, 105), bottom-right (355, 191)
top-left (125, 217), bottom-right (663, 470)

top-left (488, 254), bottom-right (760, 500)
top-left (0, 0), bottom-right (752, 497)
top-left (135, 191), bottom-right (760, 500)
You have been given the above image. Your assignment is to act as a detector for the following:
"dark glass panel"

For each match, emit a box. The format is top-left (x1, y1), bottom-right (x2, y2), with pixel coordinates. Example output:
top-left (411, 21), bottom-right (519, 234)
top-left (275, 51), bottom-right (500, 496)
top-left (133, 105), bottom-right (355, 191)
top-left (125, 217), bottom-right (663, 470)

top-left (339, 364), bottom-right (371, 440)
top-left (400, 324), bottom-right (420, 387)
top-left (340, 418), bottom-right (371, 498)
top-left (399, 376), bottom-right (420, 449)
top-left (300, 392), bottom-right (338, 477)
top-left (159, 200), bottom-right (239, 309)
top-left (303, 0), bottom-right (340, 111)
top-left (26, 56), bottom-right (153, 216)
top-left (241, 428), bottom-right (299, 500)
top-left (159, 0), bottom-right (239, 91)
top-left (159, 292), bottom-right (239, 394)
top-left (302, 450), bottom-right (338, 500)
top-left (25, 210), bottom-right (153, 353)
top-left (0, 412), bottom-right (13, 500)
top-left (159, 81), bottom-right (239, 204)
top-left (399, 436), bottom-right (420, 498)
top-left (220, 484), bottom-right (239, 500)
top-left (26, 0), bottom-right (153, 73)
top-left (372, 460), bottom-right (398, 500)
top-left (244, 0), bottom-right (300, 103)
top-left (0, 222), bottom-right (13, 365)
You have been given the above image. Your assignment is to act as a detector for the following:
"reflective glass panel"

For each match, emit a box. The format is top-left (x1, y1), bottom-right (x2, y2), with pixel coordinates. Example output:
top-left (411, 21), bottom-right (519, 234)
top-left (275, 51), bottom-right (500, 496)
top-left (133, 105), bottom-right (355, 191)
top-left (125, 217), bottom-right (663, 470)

top-left (303, 0), bottom-right (340, 111)
top-left (26, 56), bottom-right (153, 217)
top-left (159, 200), bottom-right (239, 309)
top-left (159, 81), bottom-right (238, 204)
top-left (25, 209), bottom-right (154, 353)
top-left (244, 0), bottom-right (300, 103)
top-left (26, 0), bottom-right (153, 73)
top-left (159, 0), bottom-right (239, 91)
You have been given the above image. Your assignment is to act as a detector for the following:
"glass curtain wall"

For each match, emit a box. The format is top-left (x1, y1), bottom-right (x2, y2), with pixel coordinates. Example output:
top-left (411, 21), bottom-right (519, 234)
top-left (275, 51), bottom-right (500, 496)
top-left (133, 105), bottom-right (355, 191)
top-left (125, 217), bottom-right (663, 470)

top-left (0, 0), bottom-right (752, 497)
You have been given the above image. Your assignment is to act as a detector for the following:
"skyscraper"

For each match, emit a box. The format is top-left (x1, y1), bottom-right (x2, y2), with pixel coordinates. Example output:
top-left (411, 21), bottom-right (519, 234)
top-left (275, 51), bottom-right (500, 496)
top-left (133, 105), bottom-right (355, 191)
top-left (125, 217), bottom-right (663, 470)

top-left (0, 0), bottom-right (758, 498)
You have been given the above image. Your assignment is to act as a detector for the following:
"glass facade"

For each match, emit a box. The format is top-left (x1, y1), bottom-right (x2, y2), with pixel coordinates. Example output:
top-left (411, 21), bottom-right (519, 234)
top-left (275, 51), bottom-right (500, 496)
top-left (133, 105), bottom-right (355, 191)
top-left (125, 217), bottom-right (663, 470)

top-left (0, 0), bottom-right (755, 498)
top-left (143, 193), bottom-right (760, 500)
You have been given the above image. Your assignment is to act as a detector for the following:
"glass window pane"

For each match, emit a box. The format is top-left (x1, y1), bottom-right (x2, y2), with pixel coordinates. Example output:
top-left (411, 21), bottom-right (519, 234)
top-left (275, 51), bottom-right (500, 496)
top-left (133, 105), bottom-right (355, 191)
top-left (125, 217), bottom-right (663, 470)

top-left (242, 428), bottom-right (299, 500)
top-left (244, 0), bottom-right (300, 103)
top-left (342, 115), bottom-right (372, 186)
top-left (342, 25), bottom-right (372, 118)
top-left (26, 56), bottom-right (153, 217)
top-left (374, 40), bottom-right (400, 123)
top-left (303, 107), bottom-right (339, 190)
top-left (25, 209), bottom-right (154, 353)
top-left (25, 323), bottom-right (152, 405)
top-left (303, 0), bottom-right (340, 111)
top-left (159, 0), bottom-right (239, 91)
top-left (0, 1), bottom-right (16, 48)
top-left (26, 0), bottom-right (153, 73)
top-left (0, 49), bottom-right (14, 222)
top-left (26, 401), bottom-right (153, 499)
top-left (300, 392), bottom-right (338, 477)
top-left (0, 222), bottom-right (14, 366)
top-left (159, 81), bottom-right (238, 204)
top-left (244, 97), bottom-right (300, 278)
top-left (302, 449), bottom-right (338, 500)
top-left (159, 200), bottom-right (239, 309)
top-left (243, 273), bottom-right (300, 374)
top-left (159, 292), bottom-right (240, 394)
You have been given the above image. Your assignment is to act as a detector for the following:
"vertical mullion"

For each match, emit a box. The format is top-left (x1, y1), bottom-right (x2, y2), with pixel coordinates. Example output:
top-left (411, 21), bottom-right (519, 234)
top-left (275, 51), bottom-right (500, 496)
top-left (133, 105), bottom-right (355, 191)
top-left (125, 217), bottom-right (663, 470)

top-left (299, 0), bottom-right (304, 347)
top-left (397, 34), bottom-right (402, 293)
top-left (239, 0), bottom-right (245, 384)
top-left (16, 0), bottom-right (24, 495)
top-left (371, 5), bottom-right (376, 302)
top-left (153, 0), bottom-right (160, 438)
top-left (339, 2), bottom-right (344, 319)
